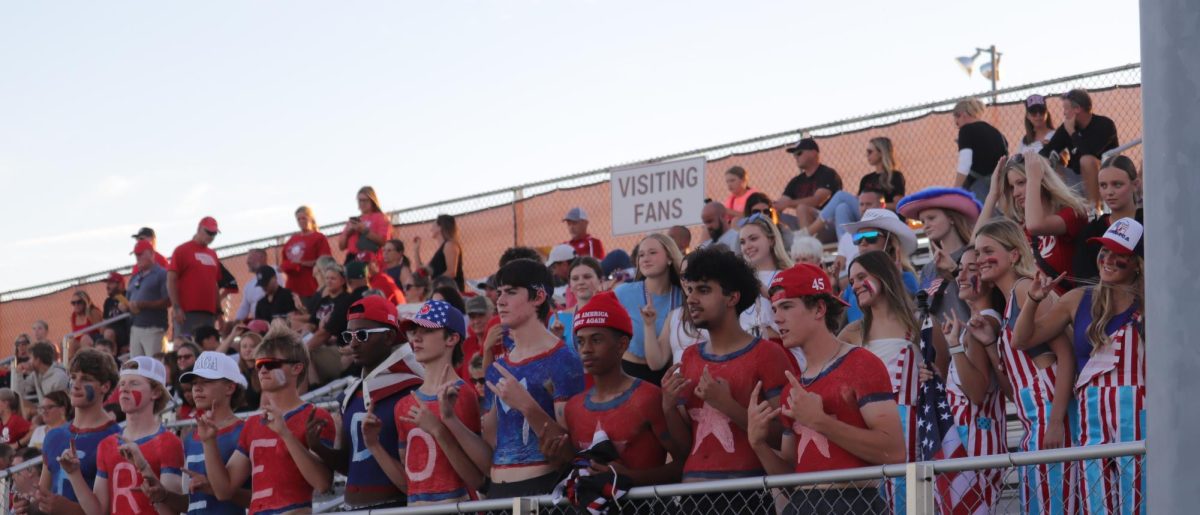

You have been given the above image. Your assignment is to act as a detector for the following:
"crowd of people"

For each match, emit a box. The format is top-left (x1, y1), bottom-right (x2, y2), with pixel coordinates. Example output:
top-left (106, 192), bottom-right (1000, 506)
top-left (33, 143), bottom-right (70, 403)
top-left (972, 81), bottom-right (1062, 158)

top-left (0, 88), bottom-right (1143, 514)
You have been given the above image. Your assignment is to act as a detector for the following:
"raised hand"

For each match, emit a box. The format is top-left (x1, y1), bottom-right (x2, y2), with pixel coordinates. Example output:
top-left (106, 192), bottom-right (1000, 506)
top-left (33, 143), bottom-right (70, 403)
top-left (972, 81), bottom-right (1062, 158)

top-left (966, 313), bottom-right (999, 346)
top-left (988, 155), bottom-right (1009, 199)
top-left (549, 315), bottom-right (565, 339)
top-left (262, 400), bottom-right (288, 436)
top-left (400, 394), bottom-right (444, 435)
top-left (58, 439), bottom-right (81, 475)
top-left (783, 370), bottom-right (826, 428)
top-left (941, 312), bottom-right (965, 345)
top-left (693, 365), bottom-right (732, 406)
top-left (438, 383), bottom-right (460, 421)
top-left (640, 303), bottom-right (657, 327)
top-left (660, 363), bottom-right (690, 412)
top-left (1028, 271), bottom-right (1066, 303)
top-left (184, 469), bottom-right (214, 495)
top-left (119, 441), bottom-right (154, 478)
top-left (928, 240), bottom-right (956, 279)
top-left (195, 412), bottom-right (219, 443)
top-left (486, 364), bottom-right (536, 414)
top-left (304, 405), bottom-right (327, 449)
top-left (360, 412), bottom-right (383, 448)
top-left (746, 382), bottom-right (779, 446)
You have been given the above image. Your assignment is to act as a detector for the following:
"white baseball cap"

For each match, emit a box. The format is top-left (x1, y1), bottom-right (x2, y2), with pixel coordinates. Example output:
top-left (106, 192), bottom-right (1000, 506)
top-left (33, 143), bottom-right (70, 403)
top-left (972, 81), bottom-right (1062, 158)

top-left (546, 243), bottom-right (577, 266)
top-left (180, 351), bottom-right (249, 388)
top-left (563, 207), bottom-right (589, 222)
top-left (1088, 217), bottom-right (1144, 256)
top-left (120, 356), bottom-right (168, 387)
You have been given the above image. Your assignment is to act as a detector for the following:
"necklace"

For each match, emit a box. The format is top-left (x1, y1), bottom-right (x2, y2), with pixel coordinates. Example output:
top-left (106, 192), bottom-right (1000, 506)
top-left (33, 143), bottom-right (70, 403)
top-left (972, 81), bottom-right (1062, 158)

top-left (802, 342), bottom-right (850, 385)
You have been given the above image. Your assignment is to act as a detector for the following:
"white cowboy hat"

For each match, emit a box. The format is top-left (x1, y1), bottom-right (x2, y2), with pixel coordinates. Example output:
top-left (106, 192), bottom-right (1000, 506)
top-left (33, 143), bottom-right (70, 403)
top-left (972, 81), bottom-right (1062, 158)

top-left (842, 209), bottom-right (918, 256)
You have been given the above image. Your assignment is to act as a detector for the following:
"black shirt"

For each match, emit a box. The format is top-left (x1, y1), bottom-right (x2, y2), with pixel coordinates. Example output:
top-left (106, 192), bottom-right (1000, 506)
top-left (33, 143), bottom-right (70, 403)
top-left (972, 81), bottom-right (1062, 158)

top-left (310, 290), bottom-right (355, 337)
top-left (254, 286), bottom-right (296, 322)
top-left (858, 171), bottom-right (907, 203)
top-left (1040, 114), bottom-right (1119, 172)
top-left (782, 164), bottom-right (843, 208)
top-left (102, 295), bottom-right (131, 348)
top-left (957, 121), bottom-right (1008, 187)
top-left (1071, 208), bottom-right (1143, 283)
top-left (429, 242), bottom-right (466, 291)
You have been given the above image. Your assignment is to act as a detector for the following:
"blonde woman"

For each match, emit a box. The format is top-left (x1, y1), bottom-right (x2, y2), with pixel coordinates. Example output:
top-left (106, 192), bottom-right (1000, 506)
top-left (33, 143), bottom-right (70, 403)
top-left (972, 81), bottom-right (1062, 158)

top-left (339, 186), bottom-right (391, 263)
top-left (613, 233), bottom-right (683, 384)
top-left (981, 150), bottom-right (1089, 294)
top-left (807, 137), bottom-right (906, 238)
top-left (280, 205), bottom-right (332, 298)
top-left (737, 213), bottom-right (794, 340)
top-left (68, 290), bottom-right (104, 350)
top-left (975, 218), bottom-right (1077, 515)
top-left (1012, 218), bottom-right (1144, 515)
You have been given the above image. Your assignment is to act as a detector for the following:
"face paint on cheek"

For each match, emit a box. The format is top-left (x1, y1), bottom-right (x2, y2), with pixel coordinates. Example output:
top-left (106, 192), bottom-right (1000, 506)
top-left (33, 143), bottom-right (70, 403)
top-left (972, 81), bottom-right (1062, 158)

top-left (863, 280), bottom-right (877, 296)
top-left (84, 385), bottom-right (96, 403)
top-left (271, 369), bottom-right (287, 386)
top-left (129, 389), bottom-right (143, 407)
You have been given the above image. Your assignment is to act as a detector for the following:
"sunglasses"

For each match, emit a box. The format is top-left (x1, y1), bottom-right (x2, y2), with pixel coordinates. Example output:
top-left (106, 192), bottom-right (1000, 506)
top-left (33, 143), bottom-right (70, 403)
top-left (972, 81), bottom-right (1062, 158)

top-left (71, 300), bottom-right (85, 306)
top-left (749, 207), bottom-right (773, 216)
top-left (738, 212), bottom-right (771, 228)
top-left (340, 327), bottom-right (393, 345)
top-left (254, 358), bottom-right (300, 371)
top-left (853, 230), bottom-right (885, 245)
top-left (203, 229), bottom-right (218, 237)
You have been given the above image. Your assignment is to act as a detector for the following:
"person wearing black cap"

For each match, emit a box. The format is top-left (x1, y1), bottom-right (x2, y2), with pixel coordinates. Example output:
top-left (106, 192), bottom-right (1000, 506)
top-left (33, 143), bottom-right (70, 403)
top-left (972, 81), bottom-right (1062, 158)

top-left (1017, 94), bottom-right (1057, 154)
top-left (775, 137), bottom-right (844, 235)
top-left (1040, 88), bottom-right (1120, 213)
top-left (130, 227), bottom-right (169, 272)
top-left (253, 265), bottom-right (296, 323)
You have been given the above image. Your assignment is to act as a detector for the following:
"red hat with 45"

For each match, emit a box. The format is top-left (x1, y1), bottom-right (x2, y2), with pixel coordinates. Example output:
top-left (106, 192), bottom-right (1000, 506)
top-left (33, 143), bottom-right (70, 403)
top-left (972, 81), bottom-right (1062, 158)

top-left (348, 295), bottom-right (400, 330)
top-left (573, 291), bottom-right (634, 336)
top-left (769, 263), bottom-right (849, 305)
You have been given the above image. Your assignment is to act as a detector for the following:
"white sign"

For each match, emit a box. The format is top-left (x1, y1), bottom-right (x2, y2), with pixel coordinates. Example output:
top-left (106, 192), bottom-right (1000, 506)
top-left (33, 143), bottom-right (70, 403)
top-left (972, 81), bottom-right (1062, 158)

top-left (610, 157), bottom-right (705, 236)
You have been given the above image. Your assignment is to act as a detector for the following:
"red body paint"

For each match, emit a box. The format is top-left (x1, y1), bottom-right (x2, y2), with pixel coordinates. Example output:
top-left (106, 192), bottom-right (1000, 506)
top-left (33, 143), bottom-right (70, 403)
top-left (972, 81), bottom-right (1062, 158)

top-left (127, 389), bottom-right (143, 407)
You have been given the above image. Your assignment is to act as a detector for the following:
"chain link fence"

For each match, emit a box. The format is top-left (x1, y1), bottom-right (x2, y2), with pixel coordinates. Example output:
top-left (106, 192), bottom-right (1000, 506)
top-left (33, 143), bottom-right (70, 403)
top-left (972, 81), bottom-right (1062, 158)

top-left (0, 63), bottom-right (1143, 359)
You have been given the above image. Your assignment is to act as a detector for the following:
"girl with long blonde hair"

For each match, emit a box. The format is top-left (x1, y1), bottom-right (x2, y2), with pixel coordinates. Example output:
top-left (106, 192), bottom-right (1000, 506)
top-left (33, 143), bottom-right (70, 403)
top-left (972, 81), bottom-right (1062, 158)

top-left (974, 217), bottom-right (1078, 514)
top-left (979, 151), bottom-right (1089, 293)
top-left (737, 213), bottom-right (794, 340)
top-left (613, 233), bottom-right (684, 384)
top-left (1012, 217), bottom-right (1145, 515)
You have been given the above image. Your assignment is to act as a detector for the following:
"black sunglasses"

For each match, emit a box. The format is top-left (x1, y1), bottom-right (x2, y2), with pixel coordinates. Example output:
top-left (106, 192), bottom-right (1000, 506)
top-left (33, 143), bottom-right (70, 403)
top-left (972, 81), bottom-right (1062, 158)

top-left (203, 229), bottom-right (218, 237)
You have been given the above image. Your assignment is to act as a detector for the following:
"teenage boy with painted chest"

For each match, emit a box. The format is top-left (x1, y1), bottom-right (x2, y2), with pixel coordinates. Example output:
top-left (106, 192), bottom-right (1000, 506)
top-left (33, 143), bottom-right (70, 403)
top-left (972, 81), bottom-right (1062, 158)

top-left (17, 350), bottom-right (122, 515)
top-left (306, 295), bottom-right (423, 509)
top-left (201, 326), bottom-right (337, 515)
top-left (63, 357), bottom-right (185, 515)
top-left (660, 247), bottom-right (795, 514)
top-left (457, 258), bottom-right (586, 498)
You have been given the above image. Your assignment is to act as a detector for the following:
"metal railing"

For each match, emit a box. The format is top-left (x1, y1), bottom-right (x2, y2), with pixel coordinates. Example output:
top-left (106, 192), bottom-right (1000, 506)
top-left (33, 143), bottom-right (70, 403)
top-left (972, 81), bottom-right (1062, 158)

top-left (338, 441), bottom-right (1144, 514)
top-left (59, 312), bottom-right (131, 364)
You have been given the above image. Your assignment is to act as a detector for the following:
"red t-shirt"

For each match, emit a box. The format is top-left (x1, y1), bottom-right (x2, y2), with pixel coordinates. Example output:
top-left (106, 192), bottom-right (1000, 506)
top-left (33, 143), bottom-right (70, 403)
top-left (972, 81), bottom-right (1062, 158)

top-left (394, 380), bottom-right (481, 504)
top-left (678, 338), bottom-right (795, 480)
top-left (280, 232), bottom-right (332, 298)
top-left (567, 235), bottom-right (606, 260)
top-left (1027, 206), bottom-right (1088, 293)
top-left (169, 241), bottom-right (221, 313)
top-left (369, 273), bottom-right (407, 306)
top-left (344, 212), bottom-right (392, 262)
top-left (456, 330), bottom-right (481, 382)
top-left (779, 347), bottom-right (893, 474)
top-left (237, 403), bottom-right (335, 515)
top-left (565, 379), bottom-right (668, 472)
top-left (95, 428), bottom-right (184, 515)
top-left (0, 414), bottom-right (31, 445)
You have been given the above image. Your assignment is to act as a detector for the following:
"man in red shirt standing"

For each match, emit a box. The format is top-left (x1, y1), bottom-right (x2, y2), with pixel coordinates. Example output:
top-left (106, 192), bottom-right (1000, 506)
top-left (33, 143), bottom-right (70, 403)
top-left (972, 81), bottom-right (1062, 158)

top-left (563, 208), bottom-right (605, 259)
top-left (169, 217), bottom-right (222, 339)
top-left (747, 263), bottom-right (904, 513)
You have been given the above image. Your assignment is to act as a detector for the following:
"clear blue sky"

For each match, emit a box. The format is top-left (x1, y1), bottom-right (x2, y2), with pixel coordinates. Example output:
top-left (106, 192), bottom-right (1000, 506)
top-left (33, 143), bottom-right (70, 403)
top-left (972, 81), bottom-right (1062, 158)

top-left (0, 0), bottom-right (1141, 291)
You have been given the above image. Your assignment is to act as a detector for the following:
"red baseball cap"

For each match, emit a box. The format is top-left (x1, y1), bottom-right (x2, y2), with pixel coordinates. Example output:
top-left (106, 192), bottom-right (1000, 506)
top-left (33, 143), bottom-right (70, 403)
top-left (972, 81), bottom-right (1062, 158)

top-left (105, 272), bottom-right (125, 285)
top-left (199, 216), bottom-right (220, 233)
top-left (131, 239), bottom-right (155, 256)
top-left (769, 263), bottom-right (849, 305)
top-left (573, 291), bottom-right (634, 337)
top-left (348, 295), bottom-right (400, 330)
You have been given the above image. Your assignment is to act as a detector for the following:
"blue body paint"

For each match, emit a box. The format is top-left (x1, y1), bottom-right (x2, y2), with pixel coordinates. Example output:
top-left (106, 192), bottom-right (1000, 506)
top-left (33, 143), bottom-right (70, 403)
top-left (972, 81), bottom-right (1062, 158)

top-left (84, 384), bottom-right (96, 402)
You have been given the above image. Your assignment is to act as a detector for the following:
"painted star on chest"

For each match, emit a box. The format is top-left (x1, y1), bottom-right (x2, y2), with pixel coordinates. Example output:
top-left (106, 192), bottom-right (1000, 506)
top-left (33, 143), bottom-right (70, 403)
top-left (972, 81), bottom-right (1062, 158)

top-left (593, 422), bottom-right (629, 454)
top-left (793, 421), bottom-right (830, 460)
top-left (688, 403), bottom-right (736, 454)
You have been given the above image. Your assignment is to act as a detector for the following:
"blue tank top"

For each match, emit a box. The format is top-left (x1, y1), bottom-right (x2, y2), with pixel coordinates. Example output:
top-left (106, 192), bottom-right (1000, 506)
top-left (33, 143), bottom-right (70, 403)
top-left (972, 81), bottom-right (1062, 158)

top-left (613, 281), bottom-right (680, 359)
top-left (1072, 288), bottom-right (1141, 370)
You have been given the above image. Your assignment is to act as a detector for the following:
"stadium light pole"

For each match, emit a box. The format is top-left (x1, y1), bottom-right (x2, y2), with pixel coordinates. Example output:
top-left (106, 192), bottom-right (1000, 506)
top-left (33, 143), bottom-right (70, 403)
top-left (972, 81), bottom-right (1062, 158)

top-left (954, 45), bottom-right (1001, 104)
